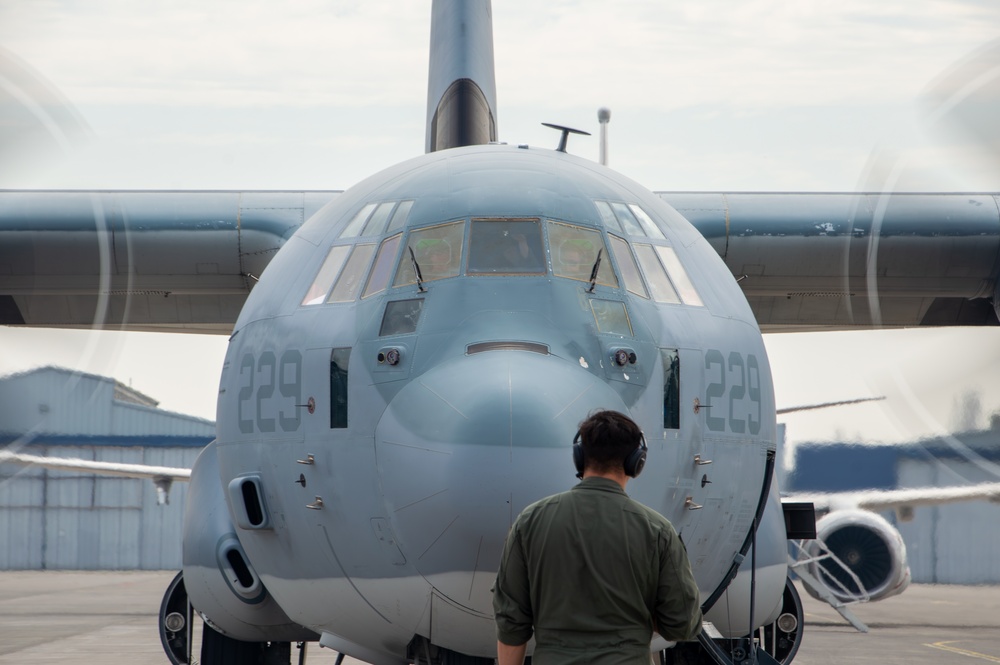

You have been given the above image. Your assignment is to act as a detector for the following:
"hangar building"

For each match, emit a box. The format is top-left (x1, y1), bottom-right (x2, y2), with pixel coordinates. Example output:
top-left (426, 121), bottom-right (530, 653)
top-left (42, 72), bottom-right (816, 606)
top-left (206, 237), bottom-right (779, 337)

top-left (0, 366), bottom-right (214, 570)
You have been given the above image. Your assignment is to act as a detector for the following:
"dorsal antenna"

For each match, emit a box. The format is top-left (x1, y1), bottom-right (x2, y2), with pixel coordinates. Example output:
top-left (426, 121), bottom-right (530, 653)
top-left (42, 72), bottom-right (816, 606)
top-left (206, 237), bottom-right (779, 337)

top-left (541, 122), bottom-right (591, 153)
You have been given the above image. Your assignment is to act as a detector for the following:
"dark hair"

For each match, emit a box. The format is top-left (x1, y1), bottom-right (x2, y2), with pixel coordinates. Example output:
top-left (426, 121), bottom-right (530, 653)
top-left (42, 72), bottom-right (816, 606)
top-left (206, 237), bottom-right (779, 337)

top-left (577, 410), bottom-right (642, 473)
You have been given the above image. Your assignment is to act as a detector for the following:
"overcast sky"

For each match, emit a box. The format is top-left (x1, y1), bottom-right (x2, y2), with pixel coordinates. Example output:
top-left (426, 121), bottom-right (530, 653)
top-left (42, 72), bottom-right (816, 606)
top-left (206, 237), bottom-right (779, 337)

top-left (2, 1), bottom-right (1000, 461)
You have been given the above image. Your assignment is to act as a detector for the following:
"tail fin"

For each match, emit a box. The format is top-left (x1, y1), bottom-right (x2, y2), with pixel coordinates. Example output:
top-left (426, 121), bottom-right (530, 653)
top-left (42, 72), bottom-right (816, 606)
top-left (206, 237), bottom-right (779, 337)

top-left (425, 0), bottom-right (498, 153)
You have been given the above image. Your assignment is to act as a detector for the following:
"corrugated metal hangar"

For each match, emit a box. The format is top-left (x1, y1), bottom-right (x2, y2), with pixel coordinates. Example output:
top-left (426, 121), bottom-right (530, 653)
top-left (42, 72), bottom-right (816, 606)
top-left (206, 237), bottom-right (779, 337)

top-left (0, 367), bottom-right (214, 570)
top-left (789, 430), bottom-right (1000, 585)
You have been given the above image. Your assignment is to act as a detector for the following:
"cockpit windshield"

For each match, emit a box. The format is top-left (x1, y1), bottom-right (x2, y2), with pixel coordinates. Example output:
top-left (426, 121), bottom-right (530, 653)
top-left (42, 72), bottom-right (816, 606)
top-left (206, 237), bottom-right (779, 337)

top-left (393, 221), bottom-right (465, 286)
top-left (548, 221), bottom-right (617, 288)
top-left (301, 202), bottom-right (705, 309)
top-left (467, 219), bottom-right (545, 274)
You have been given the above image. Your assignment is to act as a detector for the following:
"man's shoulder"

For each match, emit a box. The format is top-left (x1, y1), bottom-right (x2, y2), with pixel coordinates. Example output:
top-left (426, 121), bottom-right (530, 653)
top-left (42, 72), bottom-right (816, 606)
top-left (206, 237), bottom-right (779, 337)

top-left (514, 490), bottom-right (568, 524)
top-left (622, 497), bottom-right (678, 535)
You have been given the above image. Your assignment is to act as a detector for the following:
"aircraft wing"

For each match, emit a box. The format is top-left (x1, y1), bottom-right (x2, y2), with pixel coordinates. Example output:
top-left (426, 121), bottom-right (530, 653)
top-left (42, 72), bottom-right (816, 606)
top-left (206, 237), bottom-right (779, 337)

top-left (786, 482), bottom-right (1000, 514)
top-left (661, 192), bottom-right (1000, 332)
top-left (4, 189), bottom-right (999, 333)
top-left (0, 449), bottom-right (190, 481)
top-left (0, 190), bottom-right (338, 334)
top-left (0, 449), bottom-right (191, 504)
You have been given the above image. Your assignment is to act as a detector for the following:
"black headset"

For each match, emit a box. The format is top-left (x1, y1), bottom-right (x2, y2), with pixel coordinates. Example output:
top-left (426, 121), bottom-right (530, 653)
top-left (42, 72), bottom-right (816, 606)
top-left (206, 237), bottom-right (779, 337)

top-left (573, 429), bottom-right (647, 480)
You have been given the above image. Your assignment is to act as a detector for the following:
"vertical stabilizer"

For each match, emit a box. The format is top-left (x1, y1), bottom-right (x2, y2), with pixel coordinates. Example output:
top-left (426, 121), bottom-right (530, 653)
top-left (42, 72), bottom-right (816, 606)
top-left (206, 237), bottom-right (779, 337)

top-left (425, 0), bottom-right (498, 153)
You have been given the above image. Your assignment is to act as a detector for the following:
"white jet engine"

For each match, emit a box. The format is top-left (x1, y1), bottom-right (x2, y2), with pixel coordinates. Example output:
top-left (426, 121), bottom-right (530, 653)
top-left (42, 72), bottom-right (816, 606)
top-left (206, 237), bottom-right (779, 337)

top-left (803, 509), bottom-right (911, 603)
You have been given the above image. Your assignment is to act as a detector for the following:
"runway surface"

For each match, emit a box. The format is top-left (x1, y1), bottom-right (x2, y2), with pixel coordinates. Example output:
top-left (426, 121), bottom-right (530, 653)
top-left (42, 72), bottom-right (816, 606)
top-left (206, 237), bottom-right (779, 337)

top-left (1, 570), bottom-right (998, 664)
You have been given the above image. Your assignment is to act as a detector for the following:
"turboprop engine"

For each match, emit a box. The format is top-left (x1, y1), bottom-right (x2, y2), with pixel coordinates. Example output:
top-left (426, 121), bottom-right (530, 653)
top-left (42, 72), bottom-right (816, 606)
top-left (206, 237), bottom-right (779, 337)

top-left (804, 509), bottom-right (911, 603)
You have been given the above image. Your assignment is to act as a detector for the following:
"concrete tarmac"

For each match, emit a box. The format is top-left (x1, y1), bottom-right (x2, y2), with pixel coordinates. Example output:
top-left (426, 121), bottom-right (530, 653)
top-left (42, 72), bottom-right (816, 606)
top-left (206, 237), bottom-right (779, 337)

top-left (1, 570), bottom-right (998, 664)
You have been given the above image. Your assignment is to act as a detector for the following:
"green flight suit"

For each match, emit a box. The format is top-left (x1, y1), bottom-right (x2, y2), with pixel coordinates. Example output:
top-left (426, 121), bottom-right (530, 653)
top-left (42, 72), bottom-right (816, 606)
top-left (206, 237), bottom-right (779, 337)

top-left (493, 477), bottom-right (702, 664)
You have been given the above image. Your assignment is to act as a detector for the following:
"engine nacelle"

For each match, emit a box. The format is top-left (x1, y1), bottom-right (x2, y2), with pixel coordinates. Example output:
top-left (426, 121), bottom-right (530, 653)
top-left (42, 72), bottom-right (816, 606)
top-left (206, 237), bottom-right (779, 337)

top-left (803, 509), bottom-right (910, 603)
top-left (182, 441), bottom-right (317, 643)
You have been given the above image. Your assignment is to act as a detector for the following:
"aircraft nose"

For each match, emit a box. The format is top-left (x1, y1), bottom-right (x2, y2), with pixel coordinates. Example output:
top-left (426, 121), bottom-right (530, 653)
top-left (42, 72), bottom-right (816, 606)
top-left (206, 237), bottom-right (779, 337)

top-left (374, 349), bottom-right (628, 611)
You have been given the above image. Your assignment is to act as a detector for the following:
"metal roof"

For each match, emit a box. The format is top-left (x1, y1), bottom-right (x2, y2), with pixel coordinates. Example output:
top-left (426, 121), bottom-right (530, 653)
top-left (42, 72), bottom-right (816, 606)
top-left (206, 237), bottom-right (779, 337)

top-left (0, 366), bottom-right (214, 442)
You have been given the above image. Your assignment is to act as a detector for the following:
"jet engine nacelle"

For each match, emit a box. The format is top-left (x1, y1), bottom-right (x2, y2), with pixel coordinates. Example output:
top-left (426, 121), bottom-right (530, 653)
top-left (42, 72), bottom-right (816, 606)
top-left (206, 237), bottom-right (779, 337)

top-left (181, 441), bottom-right (317, 643)
top-left (804, 509), bottom-right (911, 603)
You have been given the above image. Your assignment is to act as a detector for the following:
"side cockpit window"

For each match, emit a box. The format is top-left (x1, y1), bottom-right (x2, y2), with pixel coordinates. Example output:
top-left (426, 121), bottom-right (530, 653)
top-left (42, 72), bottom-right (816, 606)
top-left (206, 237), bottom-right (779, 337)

top-left (328, 244), bottom-right (376, 303)
top-left (594, 200), bottom-right (665, 240)
top-left (608, 235), bottom-right (647, 298)
top-left (633, 244), bottom-right (704, 307)
top-left (468, 219), bottom-right (545, 274)
top-left (304, 200), bottom-right (416, 306)
top-left (363, 234), bottom-right (403, 298)
top-left (655, 246), bottom-right (703, 306)
top-left (339, 200), bottom-right (415, 239)
top-left (548, 221), bottom-right (618, 288)
top-left (302, 245), bottom-right (350, 306)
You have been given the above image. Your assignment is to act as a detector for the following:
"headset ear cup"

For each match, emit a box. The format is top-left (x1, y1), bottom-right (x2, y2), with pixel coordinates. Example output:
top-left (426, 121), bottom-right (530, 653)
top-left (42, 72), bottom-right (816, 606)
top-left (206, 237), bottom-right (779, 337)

top-left (624, 435), bottom-right (648, 478)
top-left (572, 431), bottom-right (585, 478)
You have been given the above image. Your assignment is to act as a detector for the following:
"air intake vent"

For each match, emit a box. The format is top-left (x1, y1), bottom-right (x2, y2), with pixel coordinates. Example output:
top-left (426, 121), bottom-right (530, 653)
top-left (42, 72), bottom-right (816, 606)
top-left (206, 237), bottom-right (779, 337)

top-left (226, 547), bottom-right (255, 589)
top-left (228, 476), bottom-right (271, 529)
top-left (241, 480), bottom-right (264, 527)
top-left (467, 341), bottom-right (549, 355)
top-left (216, 536), bottom-right (265, 602)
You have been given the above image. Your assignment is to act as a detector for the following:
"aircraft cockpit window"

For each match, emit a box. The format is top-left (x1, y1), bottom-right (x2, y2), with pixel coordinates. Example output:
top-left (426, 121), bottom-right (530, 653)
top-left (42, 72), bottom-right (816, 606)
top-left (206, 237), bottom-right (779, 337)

top-left (302, 245), bottom-right (351, 306)
top-left (386, 200), bottom-right (415, 233)
top-left (468, 219), bottom-right (545, 274)
top-left (393, 221), bottom-right (464, 286)
top-left (633, 244), bottom-right (681, 304)
top-left (661, 349), bottom-right (680, 429)
top-left (655, 246), bottom-right (704, 306)
top-left (360, 202), bottom-right (396, 236)
top-left (380, 299), bottom-right (424, 336)
top-left (340, 203), bottom-right (378, 238)
top-left (609, 202), bottom-right (645, 236)
top-left (548, 221), bottom-right (618, 288)
top-left (362, 234), bottom-right (403, 298)
top-left (593, 201), bottom-right (624, 234)
top-left (628, 204), bottom-right (666, 240)
top-left (590, 299), bottom-right (632, 336)
top-left (608, 235), bottom-right (649, 298)
top-left (328, 244), bottom-right (376, 303)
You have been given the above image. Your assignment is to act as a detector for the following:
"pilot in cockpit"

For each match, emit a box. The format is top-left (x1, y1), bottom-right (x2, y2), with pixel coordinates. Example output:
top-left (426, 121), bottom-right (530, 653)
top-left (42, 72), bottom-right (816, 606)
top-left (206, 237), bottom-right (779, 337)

top-left (416, 237), bottom-right (454, 280)
top-left (556, 237), bottom-right (597, 281)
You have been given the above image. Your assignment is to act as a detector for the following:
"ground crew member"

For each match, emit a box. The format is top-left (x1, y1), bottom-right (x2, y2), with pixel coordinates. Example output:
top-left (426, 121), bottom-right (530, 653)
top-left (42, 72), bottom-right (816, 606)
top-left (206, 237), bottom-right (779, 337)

top-left (493, 410), bottom-right (702, 664)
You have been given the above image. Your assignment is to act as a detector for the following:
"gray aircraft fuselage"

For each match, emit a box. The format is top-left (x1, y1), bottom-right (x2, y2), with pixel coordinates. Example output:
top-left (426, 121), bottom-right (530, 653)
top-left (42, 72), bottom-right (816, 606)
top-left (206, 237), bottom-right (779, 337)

top-left (192, 144), bottom-right (784, 662)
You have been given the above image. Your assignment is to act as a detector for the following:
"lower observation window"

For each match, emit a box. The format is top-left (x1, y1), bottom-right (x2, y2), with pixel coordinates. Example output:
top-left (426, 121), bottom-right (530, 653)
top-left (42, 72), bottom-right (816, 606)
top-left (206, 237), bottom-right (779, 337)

top-left (380, 299), bottom-right (424, 336)
top-left (590, 300), bottom-right (632, 336)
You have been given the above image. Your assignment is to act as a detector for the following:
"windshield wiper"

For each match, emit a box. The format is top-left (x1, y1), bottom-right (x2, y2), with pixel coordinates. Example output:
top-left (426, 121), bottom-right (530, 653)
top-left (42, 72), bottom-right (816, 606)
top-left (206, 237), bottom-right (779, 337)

top-left (587, 249), bottom-right (602, 293)
top-left (408, 246), bottom-right (426, 292)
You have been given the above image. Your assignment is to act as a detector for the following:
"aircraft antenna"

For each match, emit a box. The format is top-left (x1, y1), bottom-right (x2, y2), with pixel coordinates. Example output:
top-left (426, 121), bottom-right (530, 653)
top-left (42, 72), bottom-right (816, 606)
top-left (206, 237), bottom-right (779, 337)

top-left (408, 246), bottom-right (426, 292)
top-left (587, 249), bottom-right (603, 293)
top-left (541, 122), bottom-right (591, 153)
top-left (597, 108), bottom-right (610, 166)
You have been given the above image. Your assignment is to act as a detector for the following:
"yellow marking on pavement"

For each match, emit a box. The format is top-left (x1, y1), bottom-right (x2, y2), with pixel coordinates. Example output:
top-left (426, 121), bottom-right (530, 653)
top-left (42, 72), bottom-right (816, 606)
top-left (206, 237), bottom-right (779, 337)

top-left (925, 641), bottom-right (1000, 663)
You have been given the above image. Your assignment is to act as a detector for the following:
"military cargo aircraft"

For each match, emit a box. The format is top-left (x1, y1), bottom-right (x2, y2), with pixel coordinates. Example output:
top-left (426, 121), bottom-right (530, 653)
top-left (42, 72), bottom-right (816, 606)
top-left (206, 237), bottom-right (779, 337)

top-left (2, 2), bottom-right (1000, 664)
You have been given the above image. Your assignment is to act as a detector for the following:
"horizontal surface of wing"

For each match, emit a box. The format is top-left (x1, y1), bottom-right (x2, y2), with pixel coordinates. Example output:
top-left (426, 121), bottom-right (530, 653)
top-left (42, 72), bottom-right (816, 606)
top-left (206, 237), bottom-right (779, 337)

top-left (661, 192), bottom-right (1000, 331)
top-left (787, 482), bottom-right (1000, 513)
top-left (0, 449), bottom-right (191, 481)
top-left (6, 190), bottom-right (1000, 334)
top-left (0, 190), bottom-right (339, 334)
